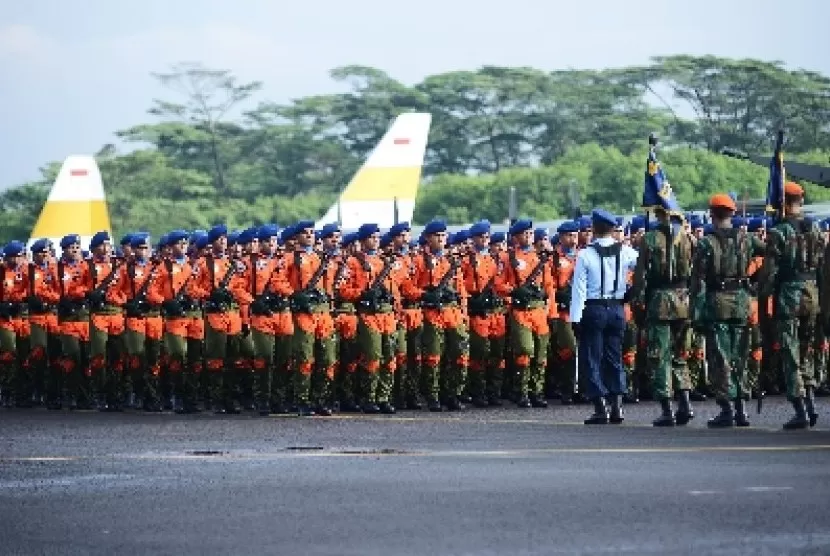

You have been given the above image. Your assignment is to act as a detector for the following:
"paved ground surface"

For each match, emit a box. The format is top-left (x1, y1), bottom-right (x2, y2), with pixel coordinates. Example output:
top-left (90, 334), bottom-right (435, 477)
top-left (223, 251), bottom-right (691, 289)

top-left (1, 397), bottom-right (830, 555)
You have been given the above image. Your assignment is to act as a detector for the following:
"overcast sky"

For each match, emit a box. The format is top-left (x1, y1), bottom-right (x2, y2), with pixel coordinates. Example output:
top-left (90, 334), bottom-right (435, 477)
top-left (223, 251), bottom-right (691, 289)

top-left (2, 0), bottom-right (828, 190)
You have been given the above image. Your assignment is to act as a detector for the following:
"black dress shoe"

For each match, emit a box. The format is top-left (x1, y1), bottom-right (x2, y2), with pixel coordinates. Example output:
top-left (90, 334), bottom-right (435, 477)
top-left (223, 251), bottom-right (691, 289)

top-left (362, 403), bottom-right (381, 414)
top-left (609, 395), bottom-right (624, 424)
top-left (584, 398), bottom-right (609, 425)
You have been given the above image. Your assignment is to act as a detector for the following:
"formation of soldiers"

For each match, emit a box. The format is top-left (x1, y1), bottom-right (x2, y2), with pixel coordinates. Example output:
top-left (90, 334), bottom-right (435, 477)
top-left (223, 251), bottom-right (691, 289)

top-left (0, 181), bottom-right (826, 429)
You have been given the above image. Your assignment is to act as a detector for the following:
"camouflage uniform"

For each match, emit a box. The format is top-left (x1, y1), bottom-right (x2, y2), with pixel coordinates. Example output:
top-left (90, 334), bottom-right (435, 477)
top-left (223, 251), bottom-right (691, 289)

top-left (630, 219), bottom-right (695, 426)
top-left (763, 216), bottom-right (823, 429)
top-left (690, 222), bottom-right (763, 426)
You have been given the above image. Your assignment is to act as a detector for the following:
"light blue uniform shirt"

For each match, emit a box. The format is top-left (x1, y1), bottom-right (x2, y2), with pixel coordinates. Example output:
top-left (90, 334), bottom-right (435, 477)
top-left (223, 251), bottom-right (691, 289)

top-left (569, 237), bottom-right (639, 323)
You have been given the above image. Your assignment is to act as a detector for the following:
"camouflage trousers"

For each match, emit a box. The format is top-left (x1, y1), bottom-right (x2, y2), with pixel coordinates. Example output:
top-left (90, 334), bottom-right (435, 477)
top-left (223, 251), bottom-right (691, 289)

top-left (704, 323), bottom-right (750, 401)
top-left (647, 319), bottom-right (692, 400)
top-left (777, 317), bottom-right (817, 400)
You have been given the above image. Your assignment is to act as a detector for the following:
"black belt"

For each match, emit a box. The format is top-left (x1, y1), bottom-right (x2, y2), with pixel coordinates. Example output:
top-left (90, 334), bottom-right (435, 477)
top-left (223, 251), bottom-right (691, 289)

top-left (709, 278), bottom-right (750, 292)
top-left (585, 298), bottom-right (623, 306)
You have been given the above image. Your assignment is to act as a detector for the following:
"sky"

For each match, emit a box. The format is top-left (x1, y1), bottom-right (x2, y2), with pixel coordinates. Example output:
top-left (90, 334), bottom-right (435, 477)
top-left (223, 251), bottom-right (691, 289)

top-left (2, 0), bottom-right (828, 190)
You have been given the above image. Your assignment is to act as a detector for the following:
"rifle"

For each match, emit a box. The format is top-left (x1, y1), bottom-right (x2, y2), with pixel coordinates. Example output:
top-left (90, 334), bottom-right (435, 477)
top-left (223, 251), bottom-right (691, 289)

top-left (87, 258), bottom-right (123, 311)
top-left (510, 250), bottom-right (550, 309)
top-left (421, 254), bottom-right (460, 309)
top-left (359, 254), bottom-right (396, 312)
top-left (162, 259), bottom-right (199, 317)
top-left (290, 251), bottom-right (331, 313)
top-left (467, 252), bottom-right (501, 317)
top-left (250, 255), bottom-right (288, 316)
top-left (124, 261), bottom-right (159, 318)
top-left (26, 263), bottom-right (49, 314)
top-left (204, 254), bottom-right (241, 314)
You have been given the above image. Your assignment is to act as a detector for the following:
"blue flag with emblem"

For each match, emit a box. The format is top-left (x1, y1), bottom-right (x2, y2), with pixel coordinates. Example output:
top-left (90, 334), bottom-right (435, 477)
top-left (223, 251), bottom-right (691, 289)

top-left (766, 131), bottom-right (786, 218)
top-left (642, 135), bottom-right (682, 216)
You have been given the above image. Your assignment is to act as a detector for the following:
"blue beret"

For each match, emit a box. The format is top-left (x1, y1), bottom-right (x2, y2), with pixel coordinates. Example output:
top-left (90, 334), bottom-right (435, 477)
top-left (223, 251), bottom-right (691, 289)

top-left (228, 231), bottom-right (241, 245)
top-left (615, 217), bottom-right (624, 227)
top-left (490, 232), bottom-right (506, 244)
top-left (193, 232), bottom-right (209, 250)
top-left (167, 229), bottom-right (190, 244)
top-left (119, 234), bottom-right (133, 246)
top-left (295, 220), bottom-right (315, 232)
top-left (418, 234), bottom-right (428, 246)
top-left (60, 234), bottom-right (80, 249)
top-left (509, 219), bottom-right (532, 236)
top-left (389, 222), bottom-right (411, 237)
top-left (357, 223), bottom-right (380, 241)
top-left (342, 232), bottom-right (358, 246)
top-left (3, 241), bottom-right (25, 257)
top-left (314, 230), bottom-right (322, 242)
top-left (82, 250), bottom-right (90, 259)
top-left (279, 225), bottom-right (295, 245)
top-left (557, 220), bottom-right (578, 234)
top-left (578, 216), bottom-right (592, 231)
top-left (320, 223), bottom-right (340, 239)
top-left (423, 219), bottom-right (447, 235)
top-left (30, 239), bottom-right (50, 253)
top-left (551, 234), bottom-right (560, 245)
top-left (380, 232), bottom-right (392, 249)
top-left (258, 224), bottom-right (280, 240)
top-left (131, 233), bottom-right (150, 249)
top-left (469, 220), bottom-right (491, 237)
top-left (157, 234), bottom-right (170, 249)
top-left (533, 228), bottom-right (548, 242)
top-left (452, 230), bottom-right (469, 246)
top-left (89, 231), bottom-right (110, 249)
top-left (446, 232), bottom-right (455, 245)
top-left (408, 240), bottom-right (418, 249)
top-left (238, 226), bottom-right (258, 245)
top-left (591, 208), bottom-right (617, 228)
top-left (703, 224), bottom-right (715, 235)
top-left (208, 224), bottom-right (227, 243)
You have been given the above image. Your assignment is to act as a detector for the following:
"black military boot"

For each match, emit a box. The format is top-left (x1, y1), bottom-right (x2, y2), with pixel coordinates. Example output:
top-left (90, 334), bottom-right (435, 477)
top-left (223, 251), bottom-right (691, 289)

top-left (487, 396), bottom-right (503, 407)
top-left (675, 390), bottom-right (694, 426)
top-left (782, 398), bottom-right (810, 430)
top-left (378, 401), bottom-right (396, 415)
top-left (515, 396), bottom-right (531, 408)
top-left (733, 398), bottom-right (750, 427)
top-left (805, 387), bottom-right (819, 428)
top-left (445, 397), bottom-right (465, 411)
top-left (471, 396), bottom-right (489, 408)
top-left (529, 394), bottom-right (548, 408)
top-left (609, 394), bottom-right (624, 424)
top-left (362, 402), bottom-right (380, 414)
top-left (653, 398), bottom-right (676, 427)
top-left (427, 398), bottom-right (442, 412)
top-left (707, 399), bottom-right (734, 428)
top-left (584, 398), bottom-right (609, 425)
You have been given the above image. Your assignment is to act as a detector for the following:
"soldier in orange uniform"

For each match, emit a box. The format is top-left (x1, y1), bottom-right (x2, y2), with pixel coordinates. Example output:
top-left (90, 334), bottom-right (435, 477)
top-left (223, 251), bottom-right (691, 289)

top-left (194, 224), bottom-right (252, 414)
top-left (339, 223), bottom-right (402, 413)
top-left (107, 234), bottom-right (164, 411)
top-left (462, 220), bottom-right (505, 407)
top-left (402, 219), bottom-right (469, 411)
top-left (549, 220), bottom-right (580, 404)
top-left (85, 231), bottom-right (126, 410)
top-left (26, 239), bottom-right (61, 408)
top-left (55, 234), bottom-right (95, 409)
top-left (269, 220), bottom-right (339, 416)
top-left (146, 230), bottom-right (205, 413)
top-left (495, 219), bottom-right (555, 407)
top-left (0, 242), bottom-right (33, 407)
top-left (333, 232), bottom-right (361, 412)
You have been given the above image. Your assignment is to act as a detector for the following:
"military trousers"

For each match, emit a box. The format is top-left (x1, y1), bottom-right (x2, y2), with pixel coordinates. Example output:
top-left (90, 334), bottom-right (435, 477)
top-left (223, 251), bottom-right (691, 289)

top-left (356, 311), bottom-right (398, 404)
top-left (550, 318), bottom-right (577, 397)
top-left (204, 310), bottom-right (243, 409)
top-left (704, 322), bottom-right (749, 401)
top-left (508, 307), bottom-right (549, 399)
top-left (291, 309), bottom-right (337, 407)
top-left (58, 314), bottom-right (91, 407)
top-left (468, 312), bottom-right (506, 401)
top-left (163, 313), bottom-right (204, 406)
top-left (421, 307), bottom-right (468, 402)
top-left (90, 310), bottom-right (125, 406)
top-left (0, 317), bottom-right (30, 405)
top-left (777, 317), bottom-right (817, 400)
top-left (647, 319), bottom-right (692, 400)
top-left (334, 308), bottom-right (358, 406)
top-left (578, 303), bottom-right (626, 400)
top-left (124, 315), bottom-right (163, 406)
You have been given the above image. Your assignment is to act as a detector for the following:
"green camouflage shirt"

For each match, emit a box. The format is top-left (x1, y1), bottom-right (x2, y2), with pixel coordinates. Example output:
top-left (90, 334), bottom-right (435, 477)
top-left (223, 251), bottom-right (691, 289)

top-left (630, 222), bottom-right (694, 321)
top-left (759, 217), bottom-right (824, 319)
top-left (690, 225), bottom-right (764, 325)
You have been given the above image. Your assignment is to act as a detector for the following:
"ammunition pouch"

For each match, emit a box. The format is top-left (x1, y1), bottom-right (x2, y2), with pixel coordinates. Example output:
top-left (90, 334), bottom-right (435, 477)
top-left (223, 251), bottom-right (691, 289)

top-left (359, 287), bottom-right (395, 313)
top-left (0, 302), bottom-right (23, 319)
top-left (468, 291), bottom-right (502, 316)
top-left (251, 293), bottom-right (290, 316)
top-left (708, 278), bottom-right (751, 292)
top-left (26, 296), bottom-right (49, 315)
top-left (511, 284), bottom-right (546, 310)
top-left (421, 286), bottom-right (459, 309)
top-left (57, 298), bottom-right (86, 318)
top-left (290, 289), bottom-right (329, 314)
top-left (124, 298), bottom-right (152, 318)
top-left (204, 287), bottom-right (234, 314)
top-left (86, 289), bottom-right (107, 312)
top-left (162, 299), bottom-right (186, 318)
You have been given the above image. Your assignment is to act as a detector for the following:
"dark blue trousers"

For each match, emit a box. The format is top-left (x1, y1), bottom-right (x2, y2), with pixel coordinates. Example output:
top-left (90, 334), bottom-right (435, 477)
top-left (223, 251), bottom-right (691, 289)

top-left (579, 303), bottom-right (626, 400)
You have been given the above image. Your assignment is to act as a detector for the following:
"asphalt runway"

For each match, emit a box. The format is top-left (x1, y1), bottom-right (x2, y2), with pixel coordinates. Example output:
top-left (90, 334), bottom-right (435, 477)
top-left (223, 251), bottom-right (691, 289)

top-left (2, 397), bottom-right (830, 556)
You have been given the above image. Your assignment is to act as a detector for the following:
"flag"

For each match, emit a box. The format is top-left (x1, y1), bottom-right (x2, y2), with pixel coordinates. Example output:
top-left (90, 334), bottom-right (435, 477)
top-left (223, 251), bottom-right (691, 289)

top-left (766, 131), bottom-right (786, 217)
top-left (642, 145), bottom-right (682, 215)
